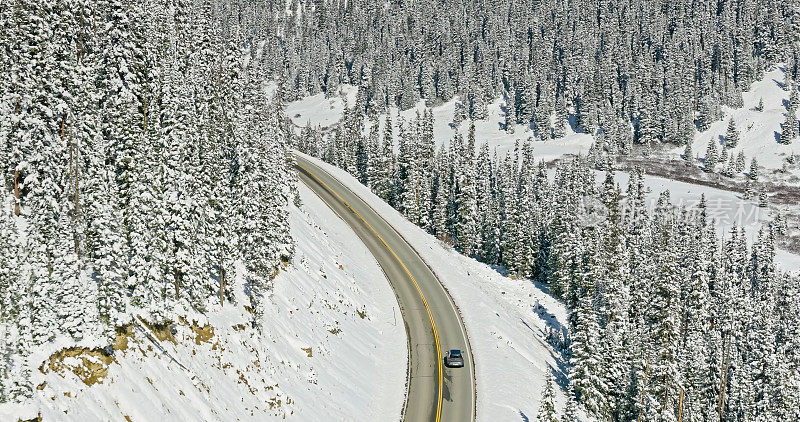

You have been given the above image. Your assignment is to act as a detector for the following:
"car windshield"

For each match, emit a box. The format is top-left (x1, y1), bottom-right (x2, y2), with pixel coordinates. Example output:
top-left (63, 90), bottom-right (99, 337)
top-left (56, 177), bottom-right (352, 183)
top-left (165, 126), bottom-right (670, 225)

top-left (450, 350), bottom-right (461, 358)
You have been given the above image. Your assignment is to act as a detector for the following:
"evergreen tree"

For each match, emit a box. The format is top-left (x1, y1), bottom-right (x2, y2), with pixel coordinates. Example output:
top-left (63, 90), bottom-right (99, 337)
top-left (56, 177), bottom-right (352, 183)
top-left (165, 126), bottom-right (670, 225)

top-left (705, 139), bottom-right (719, 172)
top-left (570, 294), bottom-right (605, 417)
top-left (749, 157), bottom-right (760, 180)
top-left (781, 107), bottom-right (798, 144)
top-left (683, 141), bottom-right (694, 164)
top-left (725, 119), bottom-right (739, 148)
top-left (735, 151), bottom-right (747, 173)
top-left (504, 95), bottom-right (516, 134)
top-left (537, 371), bottom-right (559, 422)
top-left (561, 382), bottom-right (579, 422)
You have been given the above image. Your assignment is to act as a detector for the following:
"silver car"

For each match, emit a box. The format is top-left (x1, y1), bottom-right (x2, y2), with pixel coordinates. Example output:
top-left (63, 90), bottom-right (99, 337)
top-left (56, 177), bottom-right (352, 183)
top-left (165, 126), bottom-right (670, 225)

top-left (444, 349), bottom-right (464, 368)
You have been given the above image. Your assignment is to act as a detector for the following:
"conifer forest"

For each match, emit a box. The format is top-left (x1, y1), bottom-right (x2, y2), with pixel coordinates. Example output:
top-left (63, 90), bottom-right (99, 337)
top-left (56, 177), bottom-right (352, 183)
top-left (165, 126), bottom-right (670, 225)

top-left (2, 0), bottom-right (800, 421)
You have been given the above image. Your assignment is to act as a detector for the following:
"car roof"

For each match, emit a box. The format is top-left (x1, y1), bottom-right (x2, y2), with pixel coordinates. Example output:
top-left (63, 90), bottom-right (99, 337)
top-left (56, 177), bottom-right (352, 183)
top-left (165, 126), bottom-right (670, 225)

top-left (450, 349), bottom-right (461, 354)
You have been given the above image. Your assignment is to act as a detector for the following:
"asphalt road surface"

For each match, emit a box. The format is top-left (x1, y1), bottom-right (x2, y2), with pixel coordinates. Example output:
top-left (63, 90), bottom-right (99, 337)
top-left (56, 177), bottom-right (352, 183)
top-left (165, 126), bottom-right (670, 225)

top-left (294, 154), bottom-right (476, 422)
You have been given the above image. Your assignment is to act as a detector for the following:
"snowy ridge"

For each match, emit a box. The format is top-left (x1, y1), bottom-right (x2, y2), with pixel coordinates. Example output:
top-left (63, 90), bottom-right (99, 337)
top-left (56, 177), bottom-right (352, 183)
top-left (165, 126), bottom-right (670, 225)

top-left (0, 183), bottom-right (405, 421)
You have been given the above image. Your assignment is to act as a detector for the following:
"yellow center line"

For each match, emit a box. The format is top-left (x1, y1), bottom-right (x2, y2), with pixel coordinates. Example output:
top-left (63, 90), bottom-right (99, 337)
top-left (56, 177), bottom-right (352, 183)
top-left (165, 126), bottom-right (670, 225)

top-left (296, 162), bottom-right (444, 422)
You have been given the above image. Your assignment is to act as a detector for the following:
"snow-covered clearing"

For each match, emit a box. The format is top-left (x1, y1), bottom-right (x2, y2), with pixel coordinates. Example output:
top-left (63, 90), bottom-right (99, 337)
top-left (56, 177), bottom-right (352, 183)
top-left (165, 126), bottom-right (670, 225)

top-left (297, 152), bottom-right (585, 421)
top-left (286, 67), bottom-right (796, 173)
top-left (285, 85), bottom-right (359, 130)
top-left (1, 182), bottom-right (405, 421)
top-left (604, 171), bottom-right (800, 273)
top-left (392, 97), bottom-right (595, 160)
top-left (286, 86), bottom-right (594, 160)
top-left (669, 66), bottom-right (799, 172)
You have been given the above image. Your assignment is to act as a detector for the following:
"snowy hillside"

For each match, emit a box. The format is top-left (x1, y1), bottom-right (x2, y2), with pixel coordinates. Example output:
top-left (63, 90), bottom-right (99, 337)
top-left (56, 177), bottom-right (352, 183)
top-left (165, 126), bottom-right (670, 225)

top-left (0, 184), bottom-right (405, 421)
top-left (287, 68), bottom-right (797, 171)
top-left (287, 86), bottom-right (595, 161)
top-left (286, 66), bottom-right (797, 176)
top-left (669, 66), bottom-right (799, 172)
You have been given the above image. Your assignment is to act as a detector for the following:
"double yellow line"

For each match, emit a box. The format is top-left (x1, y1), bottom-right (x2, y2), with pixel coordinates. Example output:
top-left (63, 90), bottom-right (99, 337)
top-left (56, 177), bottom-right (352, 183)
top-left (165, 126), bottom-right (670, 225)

top-left (296, 162), bottom-right (444, 422)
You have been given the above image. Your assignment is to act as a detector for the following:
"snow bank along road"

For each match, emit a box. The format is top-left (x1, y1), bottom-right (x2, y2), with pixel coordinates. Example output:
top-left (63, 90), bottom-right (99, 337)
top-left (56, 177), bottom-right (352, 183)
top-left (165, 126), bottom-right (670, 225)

top-left (294, 154), bottom-right (476, 422)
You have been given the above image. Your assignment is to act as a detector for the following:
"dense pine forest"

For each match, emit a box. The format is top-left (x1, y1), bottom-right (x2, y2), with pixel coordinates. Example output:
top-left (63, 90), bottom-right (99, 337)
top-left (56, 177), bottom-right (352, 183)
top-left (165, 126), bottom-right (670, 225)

top-left (269, 0), bottom-right (799, 149)
top-left (0, 1), bottom-right (293, 401)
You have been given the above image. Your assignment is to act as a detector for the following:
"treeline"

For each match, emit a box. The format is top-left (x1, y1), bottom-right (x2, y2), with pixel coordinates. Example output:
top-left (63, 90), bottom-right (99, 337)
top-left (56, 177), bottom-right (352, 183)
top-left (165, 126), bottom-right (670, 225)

top-left (0, 0), bottom-right (292, 401)
top-left (264, 0), bottom-right (800, 148)
top-left (297, 109), bottom-right (800, 421)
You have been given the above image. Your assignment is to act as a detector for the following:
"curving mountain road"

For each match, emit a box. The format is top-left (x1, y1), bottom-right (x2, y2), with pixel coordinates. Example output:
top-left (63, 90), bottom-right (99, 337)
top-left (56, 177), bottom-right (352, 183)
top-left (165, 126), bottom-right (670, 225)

top-left (294, 154), bottom-right (475, 422)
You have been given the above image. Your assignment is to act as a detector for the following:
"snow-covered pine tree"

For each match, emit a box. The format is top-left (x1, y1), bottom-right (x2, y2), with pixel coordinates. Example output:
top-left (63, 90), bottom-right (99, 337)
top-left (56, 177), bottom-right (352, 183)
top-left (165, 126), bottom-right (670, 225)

top-left (453, 123), bottom-right (477, 255)
top-left (749, 157), bottom-right (759, 180)
top-left (504, 94), bottom-right (516, 134)
top-left (372, 114), bottom-right (395, 204)
top-left (562, 381), bottom-right (579, 422)
top-left (704, 138), bottom-right (719, 172)
top-left (648, 197), bottom-right (682, 421)
top-left (683, 141), bottom-right (693, 164)
top-left (570, 293), bottom-right (605, 417)
top-left (537, 371), bottom-right (558, 422)
top-left (725, 118), bottom-right (739, 148)
top-left (470, 91), bottom-right (488, 120)
top-left (781, 106), bottom-right (798, 144)
top-left (735, 151), bottom-right (746, 173)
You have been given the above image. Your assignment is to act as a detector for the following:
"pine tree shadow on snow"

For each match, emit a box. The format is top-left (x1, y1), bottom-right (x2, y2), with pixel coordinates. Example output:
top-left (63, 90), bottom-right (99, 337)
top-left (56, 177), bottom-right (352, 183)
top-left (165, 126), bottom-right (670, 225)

top-left (566, 113), bottom-right (582, 134)
top-left (480, 259), bottom-right (572, 390)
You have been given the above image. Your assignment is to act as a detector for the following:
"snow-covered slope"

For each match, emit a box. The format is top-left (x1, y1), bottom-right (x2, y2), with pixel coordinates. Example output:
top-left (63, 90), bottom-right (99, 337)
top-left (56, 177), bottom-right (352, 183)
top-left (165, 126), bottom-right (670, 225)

top-left (606, 171), bottom-right (800, 274)
top-left (286, 86), bottom-right (594, 160)
top-left (1, 182), bottom-right (405, 421)
top-left (297, 152), bottom-right (583, 421)
top-left (286, 66), bottom-right (796, 172)
top-left (285, 86), bottom-right (359, 130)
top-left (669, 66), bottom-right (799, 171)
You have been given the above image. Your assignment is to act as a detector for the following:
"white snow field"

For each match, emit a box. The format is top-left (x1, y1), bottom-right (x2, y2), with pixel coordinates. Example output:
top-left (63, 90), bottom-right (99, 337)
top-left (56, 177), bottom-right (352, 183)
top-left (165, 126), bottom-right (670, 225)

top-left (297, 152), bottom-right (584, 421)
top-left (606, 171), bottom-right (800, 274)
top-left (286, 85), bottom-right (595, 161)
top-left (669, 66), bottom-right (799, 172)
top-left (1, 182), bottom-right (405, 421)
top-left (285, 85), bottom-right (360, 130)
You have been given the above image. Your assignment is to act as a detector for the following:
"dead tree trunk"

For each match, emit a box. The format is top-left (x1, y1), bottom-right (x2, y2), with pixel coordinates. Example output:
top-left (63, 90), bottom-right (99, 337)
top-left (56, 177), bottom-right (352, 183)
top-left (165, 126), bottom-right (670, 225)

top-left (637, 359), bottom-right (650, 422)
top-left (219, 267), bottom-right (225, 307)
top-left (14, 98), bottom-right (20, 216)
top-left (70, 118), bottom-right (80, 258)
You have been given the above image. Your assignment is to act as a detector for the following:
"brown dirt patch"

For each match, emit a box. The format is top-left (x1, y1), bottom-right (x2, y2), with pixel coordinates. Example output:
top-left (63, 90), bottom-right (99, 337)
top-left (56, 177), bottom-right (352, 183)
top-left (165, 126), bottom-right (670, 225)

top-left (189, 320), bottom-right (214, 345)
top-left (139, 317), bottom-right (177, 344)
top-left (40, 347), bottom-right (115, 386)
top-left (114, 325), bottom-right (135, 352)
